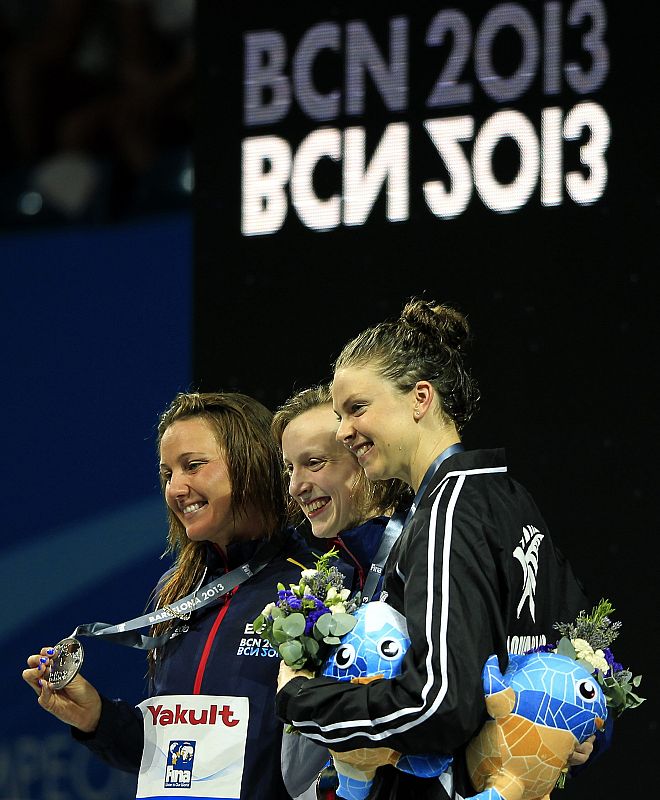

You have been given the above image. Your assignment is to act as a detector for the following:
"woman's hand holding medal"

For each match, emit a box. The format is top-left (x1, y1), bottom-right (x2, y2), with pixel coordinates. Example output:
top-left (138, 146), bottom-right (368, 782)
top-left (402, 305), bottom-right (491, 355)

top-left (22, 645), bottom-right (102, 733)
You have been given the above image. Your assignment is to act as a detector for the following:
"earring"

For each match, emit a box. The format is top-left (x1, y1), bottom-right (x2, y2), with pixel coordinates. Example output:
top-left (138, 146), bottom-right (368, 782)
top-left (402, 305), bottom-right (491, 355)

top-left (414, 409), bottom-right (420, 418)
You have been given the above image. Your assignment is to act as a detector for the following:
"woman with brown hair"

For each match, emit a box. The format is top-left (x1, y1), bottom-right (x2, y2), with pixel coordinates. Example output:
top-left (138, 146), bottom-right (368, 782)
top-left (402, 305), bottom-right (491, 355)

top-left (23, 391), bottom-right (314, 800)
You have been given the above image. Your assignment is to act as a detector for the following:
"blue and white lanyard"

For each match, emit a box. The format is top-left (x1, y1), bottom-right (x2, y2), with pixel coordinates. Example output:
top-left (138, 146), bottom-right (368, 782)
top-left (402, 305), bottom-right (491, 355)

top-left (360, 442), bottom-right (464, 604)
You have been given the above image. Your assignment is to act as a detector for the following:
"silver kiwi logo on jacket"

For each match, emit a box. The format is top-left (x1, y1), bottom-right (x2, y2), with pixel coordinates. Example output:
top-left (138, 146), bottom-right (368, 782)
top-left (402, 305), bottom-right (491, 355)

top-left (513, 525), bottom-right (545, 622)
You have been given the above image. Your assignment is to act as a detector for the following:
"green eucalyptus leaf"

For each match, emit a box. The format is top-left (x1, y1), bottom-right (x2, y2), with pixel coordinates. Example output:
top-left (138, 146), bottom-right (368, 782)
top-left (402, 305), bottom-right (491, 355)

top-left (253, 615), bottom-right (265, 632)
top-left (314, 613), bottom-right (334, 637)
top-left (271, 627), bottom-right (289, 644)
top-left (323, 635), bottom-right (341, 645)
top-left (281, 613), bottom-right (306, 637)
top-left (279, 640), bottom-right (304, 665)
top-left (608, 683), bottom-right (626, 705)
top-left (557, 637), bottom-right (577, 659)
top-left (632, 674), bottom-right (643, 687)
top-left (302, 637), bottom-right (320, 658)
top-left (330, 613), bottom-right (357, 636)
top-left (271, 606), bottom-right (284, 618)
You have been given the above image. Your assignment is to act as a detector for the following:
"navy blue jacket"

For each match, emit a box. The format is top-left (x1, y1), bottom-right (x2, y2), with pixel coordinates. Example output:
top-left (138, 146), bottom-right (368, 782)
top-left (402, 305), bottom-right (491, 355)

top-left (310, 516), bottom-right (388, 596)
top-left (281, 517), bottom-right (391, 798)
top-left (74, 529), bottom-right (314, 800)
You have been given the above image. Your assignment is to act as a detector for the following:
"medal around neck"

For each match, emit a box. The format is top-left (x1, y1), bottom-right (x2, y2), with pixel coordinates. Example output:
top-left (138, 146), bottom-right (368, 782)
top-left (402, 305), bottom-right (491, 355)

top-left (49, 637), bottom-right (84, 690)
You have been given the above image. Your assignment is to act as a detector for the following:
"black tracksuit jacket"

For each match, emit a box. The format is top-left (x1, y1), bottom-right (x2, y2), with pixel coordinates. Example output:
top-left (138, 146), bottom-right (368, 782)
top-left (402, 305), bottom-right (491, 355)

top-left (276, 449), bottom-right (590, 799)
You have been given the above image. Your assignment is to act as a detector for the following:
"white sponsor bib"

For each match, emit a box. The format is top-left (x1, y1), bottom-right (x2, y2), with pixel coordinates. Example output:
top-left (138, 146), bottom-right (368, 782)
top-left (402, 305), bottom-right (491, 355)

top-left (136, 695), bottom-right (249, 800)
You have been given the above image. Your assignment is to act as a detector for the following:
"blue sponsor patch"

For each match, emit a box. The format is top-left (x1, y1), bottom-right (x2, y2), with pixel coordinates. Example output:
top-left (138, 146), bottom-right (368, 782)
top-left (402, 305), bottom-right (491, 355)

top-left (164, 740), bottom-right (196, 788)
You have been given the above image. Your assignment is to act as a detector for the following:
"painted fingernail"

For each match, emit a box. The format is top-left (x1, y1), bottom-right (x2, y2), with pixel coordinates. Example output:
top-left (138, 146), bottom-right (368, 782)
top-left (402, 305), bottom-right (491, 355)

top-left (39, 656), bottom-right (48, 663)
top-left (38, 679), bottom-right (42, 687)
top-left (46, 648), bottom-right (54, 655)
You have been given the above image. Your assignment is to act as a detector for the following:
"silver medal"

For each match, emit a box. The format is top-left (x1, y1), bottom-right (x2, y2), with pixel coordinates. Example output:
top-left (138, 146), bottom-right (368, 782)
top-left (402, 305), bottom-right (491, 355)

top-left (48, 637), bottom-right (84, 689)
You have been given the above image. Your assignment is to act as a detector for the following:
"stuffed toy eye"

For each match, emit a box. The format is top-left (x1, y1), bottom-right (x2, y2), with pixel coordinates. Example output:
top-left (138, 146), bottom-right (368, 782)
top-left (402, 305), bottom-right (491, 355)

top-left (378, 637), bottom-right (403, 660)
top-left (334, 643), bottom-right (356, 669)
top-left (576, 678), bottom-right (598, 702)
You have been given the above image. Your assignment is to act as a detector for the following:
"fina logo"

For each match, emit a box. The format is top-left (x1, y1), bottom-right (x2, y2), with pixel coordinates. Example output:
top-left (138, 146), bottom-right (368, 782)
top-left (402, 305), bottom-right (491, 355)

top-left (165, 740), bottom-right (196, 788)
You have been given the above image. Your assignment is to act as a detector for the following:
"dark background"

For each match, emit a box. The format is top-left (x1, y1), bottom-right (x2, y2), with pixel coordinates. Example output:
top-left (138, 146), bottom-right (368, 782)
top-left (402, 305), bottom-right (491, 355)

top-left (1, 4), bottom-right (194, 796)
top-left (1, 1), bottom-right (656, 798)
top-left (195, 1), bottom-right (658, 795)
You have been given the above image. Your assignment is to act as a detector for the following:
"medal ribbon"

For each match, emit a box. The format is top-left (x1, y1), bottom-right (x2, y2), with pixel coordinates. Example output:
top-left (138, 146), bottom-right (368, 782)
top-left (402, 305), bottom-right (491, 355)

top-left (360, 443), bottom-right (465, 605)
top-left (68, 537), bottom-right (284, 650)
top-left (404, 442), bottom-right (465, 527)
top-left (360, 510), bottom-right (406, 605)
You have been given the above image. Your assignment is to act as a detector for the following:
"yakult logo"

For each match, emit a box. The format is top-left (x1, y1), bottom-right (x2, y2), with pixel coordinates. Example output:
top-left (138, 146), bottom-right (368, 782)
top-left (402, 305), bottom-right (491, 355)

top-left (165, 740), bottom-right (196, 788)
top-left (147, 703), bottom-right (240, 727)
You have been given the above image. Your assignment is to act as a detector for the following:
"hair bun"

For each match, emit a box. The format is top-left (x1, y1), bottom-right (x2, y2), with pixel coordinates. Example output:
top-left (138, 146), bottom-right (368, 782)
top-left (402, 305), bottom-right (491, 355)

top-left (401, 299), bottom-right (470, 351)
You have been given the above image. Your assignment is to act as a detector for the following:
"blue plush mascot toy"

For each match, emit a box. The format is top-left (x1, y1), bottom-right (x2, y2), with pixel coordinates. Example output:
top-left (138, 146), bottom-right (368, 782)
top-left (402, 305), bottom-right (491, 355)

top-left (465, 651), bottom-right (607, 800)
top-left (321, 601), bottom-right (452, 800)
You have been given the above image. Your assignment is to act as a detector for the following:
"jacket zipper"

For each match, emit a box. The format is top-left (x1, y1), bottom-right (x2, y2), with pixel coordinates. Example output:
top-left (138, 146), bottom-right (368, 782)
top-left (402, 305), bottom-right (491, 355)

top-left (193, 545), bottom-right (235, 694)
top-left (193, 589), bottom-right (236, 693)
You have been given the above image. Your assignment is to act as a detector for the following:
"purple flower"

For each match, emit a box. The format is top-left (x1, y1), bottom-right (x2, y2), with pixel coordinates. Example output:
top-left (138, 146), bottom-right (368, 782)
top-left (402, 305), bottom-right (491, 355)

top-left (276, 589), bottom-right (304, 612)
top-left (603, 647), bottom-right (623, 675)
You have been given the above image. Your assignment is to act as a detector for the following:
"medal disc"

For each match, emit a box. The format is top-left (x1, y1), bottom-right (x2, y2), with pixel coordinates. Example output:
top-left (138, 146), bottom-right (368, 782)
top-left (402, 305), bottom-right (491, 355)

top-left (49, 637), bottom-right (84, 690)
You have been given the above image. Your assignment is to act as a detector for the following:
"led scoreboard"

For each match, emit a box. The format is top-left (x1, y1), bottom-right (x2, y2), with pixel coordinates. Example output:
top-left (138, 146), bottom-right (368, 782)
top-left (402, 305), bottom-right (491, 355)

top-left (193, 0), bottom-right (647, 406)
top-left (239, 2), bottom-right (610, 235)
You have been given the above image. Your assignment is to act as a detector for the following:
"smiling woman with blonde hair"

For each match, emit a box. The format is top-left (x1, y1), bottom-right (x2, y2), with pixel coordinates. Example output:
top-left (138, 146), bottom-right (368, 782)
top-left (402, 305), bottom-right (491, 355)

top-left (273, 382), bottom-right (411, 799)
top-left (273, 383), bottom-right (406, 543)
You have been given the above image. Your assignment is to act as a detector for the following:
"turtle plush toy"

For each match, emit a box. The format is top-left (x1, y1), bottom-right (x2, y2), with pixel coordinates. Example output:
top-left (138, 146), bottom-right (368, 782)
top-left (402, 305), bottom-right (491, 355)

top-left (465, 651), bottom-right (607, 800)
top-left (321, 601), bottom-right (452, 800)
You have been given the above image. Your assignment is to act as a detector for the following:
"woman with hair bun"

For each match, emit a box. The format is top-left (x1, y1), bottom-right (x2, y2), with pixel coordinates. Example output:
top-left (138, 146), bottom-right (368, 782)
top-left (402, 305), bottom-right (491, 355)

top-left (276, 298), bottom-right (594, 800)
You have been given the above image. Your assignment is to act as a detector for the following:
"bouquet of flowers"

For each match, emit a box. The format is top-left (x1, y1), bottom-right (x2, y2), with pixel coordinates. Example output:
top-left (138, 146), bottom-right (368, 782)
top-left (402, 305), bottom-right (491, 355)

top-left (525, 598), bottom-right (644, 790)
top-left (547, 598), bottom-right (645, 719)
top-left (554, 600), bottom-right (646, 718)
top-left (253, 549), bottom-right (360, 670)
